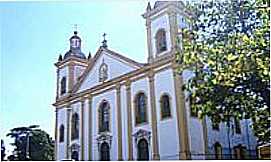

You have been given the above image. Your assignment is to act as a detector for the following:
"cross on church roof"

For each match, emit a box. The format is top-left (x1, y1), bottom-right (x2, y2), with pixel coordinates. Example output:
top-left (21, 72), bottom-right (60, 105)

top-left (103, 33), bottom-right (107, 41)
top-left (102, 32), bottom-right (108, 48)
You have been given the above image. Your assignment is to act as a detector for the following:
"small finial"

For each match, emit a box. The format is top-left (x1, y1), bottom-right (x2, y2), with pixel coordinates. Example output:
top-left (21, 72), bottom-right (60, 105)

top-left (88, 52), bottom-right (92, 59)
top-left (146, 2), bottom-right (151, 11)
top-left (102, 33), bottom-right (108, 48)
top-left (58, 54), bottom-right (63, 61)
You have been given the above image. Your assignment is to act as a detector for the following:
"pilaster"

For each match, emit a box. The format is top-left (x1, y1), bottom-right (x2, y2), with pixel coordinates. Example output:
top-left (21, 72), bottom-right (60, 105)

top-left (88, 94), bottom-right (93, 160)
top-left (55, 109), bottom-right (58, 160)
top-left (80, 99), bottom-right (85, 160)
top-left (116, 84), bottom-right (123, 160)
top-left (172, 64), bottom-right (191, 160)
top-left (125, 80), bottom-right (133, 160)
top-left (66, 106), bottom-right (72, 159)
top-left (148, 71), bottom-right (160, 160)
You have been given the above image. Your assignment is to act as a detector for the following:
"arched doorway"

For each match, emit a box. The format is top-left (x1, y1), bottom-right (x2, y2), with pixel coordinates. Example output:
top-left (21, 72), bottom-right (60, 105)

top-left (137, 138), bottom-right (149, 160)
top-left (100, 142), bottom-right (110, 161)
top-left (71, 151), bottom-right (79, 161)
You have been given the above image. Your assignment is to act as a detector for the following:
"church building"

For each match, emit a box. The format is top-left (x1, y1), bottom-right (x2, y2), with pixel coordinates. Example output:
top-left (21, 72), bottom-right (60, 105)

top-left (53, 1), bottom-right (258, 160)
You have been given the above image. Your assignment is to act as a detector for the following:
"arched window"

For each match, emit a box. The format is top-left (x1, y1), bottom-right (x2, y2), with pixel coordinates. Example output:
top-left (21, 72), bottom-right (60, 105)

top-left (60, 77), bottom-right (66, 95)
top-left (99, 62), bottom-right (108, 82)
top-left (137, 138), bottom-right (149, 160)
top-left (71, 151), bottom-right (79, 161)
top-left (59, 125), bottom-right (64, 142)
top-left (99, 101), bottom-right (110, 132)
top-left (135, 93), bottom-right (147, 124)
top-left (214, 142), bottom-right (222, 159)
top-left (100, 142), bottom-right (110, 161)
top-left (155, 29), bottom-right (167, 54)
top-left (71, 113), bottom-right (79, 140)
top-left (160, 94), bottom-right (171, 119)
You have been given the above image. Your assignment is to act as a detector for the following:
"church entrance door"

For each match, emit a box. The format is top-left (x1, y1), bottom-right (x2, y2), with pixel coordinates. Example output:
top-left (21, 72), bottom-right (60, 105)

top-left (100, 142), bottom-right (110, 161)
top-left (137, 138), bottom-right (149, 160)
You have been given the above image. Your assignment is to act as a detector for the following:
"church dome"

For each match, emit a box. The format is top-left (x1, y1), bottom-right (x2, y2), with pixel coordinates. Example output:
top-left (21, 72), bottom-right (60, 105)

top-left (63, 31), bottom-right (86, 60)
top-left (63, 50), bottom-right (86, 60)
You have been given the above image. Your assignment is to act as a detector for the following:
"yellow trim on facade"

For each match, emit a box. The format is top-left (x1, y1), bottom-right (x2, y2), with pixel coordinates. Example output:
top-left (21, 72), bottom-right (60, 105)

top-left (66, 107), bottom-right (71, 159)
top-left (55, 109), bottom-right (58, 160)
top-left (88, 95), bottom-right (93, 160)
top-left (125, 80), bottom-right (133, 160)
top-left (80, 100), bottom-right (85, 160)
top-left (172, 63), bottom-right (191, 160)
top-left (116, 84), bottom-right (123, 160)
top-left (148, 71), bottom-right (160, 160)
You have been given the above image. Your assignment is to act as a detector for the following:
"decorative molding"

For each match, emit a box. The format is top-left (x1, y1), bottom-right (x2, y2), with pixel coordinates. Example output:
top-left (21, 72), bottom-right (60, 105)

top-left (148, 71), bottom-right (160, 160)
top-left (96, 133), bottom-right (113, 151)
top-left (133, 129), bottom-right (151, 144)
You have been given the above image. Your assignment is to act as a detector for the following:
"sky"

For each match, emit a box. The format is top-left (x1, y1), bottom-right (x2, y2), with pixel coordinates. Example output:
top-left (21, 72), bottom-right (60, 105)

top-left (0, 0), bottom-right (158, 155)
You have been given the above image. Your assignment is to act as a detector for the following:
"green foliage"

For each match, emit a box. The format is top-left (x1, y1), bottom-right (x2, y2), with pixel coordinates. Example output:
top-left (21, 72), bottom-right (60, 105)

top-left (6, 125), bottom-right (54, 161)
top-left (176, 0), bottom-right (270, 144)
top-left (1, 140), bottom-right (6, 161)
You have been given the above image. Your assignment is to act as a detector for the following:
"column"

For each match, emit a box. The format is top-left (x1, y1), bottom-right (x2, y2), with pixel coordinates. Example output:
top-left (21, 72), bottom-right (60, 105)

top-left (125, 80), bottom-right (133, 160)
top-left (88, 94), bottom-right (93, 160)
top-left (116, 84), bottom-right (123, 160)
top-left (80, 99), bottom-right (85, 160)
top-left (148, 71), bottom-right (160, 160)
top-left (172, 65), bottom-right (191, 159)
top-left (55, 109), bottom-right (58, 160)
top-left (66, 107), bottom-right (71, 159)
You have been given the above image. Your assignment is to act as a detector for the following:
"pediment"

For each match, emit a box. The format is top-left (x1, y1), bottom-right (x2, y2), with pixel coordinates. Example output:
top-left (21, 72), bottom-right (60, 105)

top-left (73, 47), bottom-right (144, 93)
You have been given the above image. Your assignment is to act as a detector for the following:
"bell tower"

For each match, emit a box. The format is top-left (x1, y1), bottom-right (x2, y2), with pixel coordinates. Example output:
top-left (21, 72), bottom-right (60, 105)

top-left (55, 30), bottom-right (88, 99)
top-left (142, 1), bottom-right (191, 63)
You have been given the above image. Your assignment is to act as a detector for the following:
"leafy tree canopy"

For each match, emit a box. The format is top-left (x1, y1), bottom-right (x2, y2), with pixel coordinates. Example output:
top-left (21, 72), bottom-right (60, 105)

top-left (176, 0), bottom-right (270, 144)
top-left (6, 125), bottom-right (54, 161)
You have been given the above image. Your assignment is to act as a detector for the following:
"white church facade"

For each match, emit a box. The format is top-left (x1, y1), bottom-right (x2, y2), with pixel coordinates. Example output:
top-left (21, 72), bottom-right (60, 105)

top-left (53, 1), bottom-right (258, 160)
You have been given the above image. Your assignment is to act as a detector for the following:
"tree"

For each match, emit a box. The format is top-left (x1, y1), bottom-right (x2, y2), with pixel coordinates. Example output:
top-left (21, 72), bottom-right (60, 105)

top-left (176, 0), bottom-right (270, 144)
top-left (6, 125), bottom-right (54, 161)
top-left (1, 139), bottom-right (6, 161)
